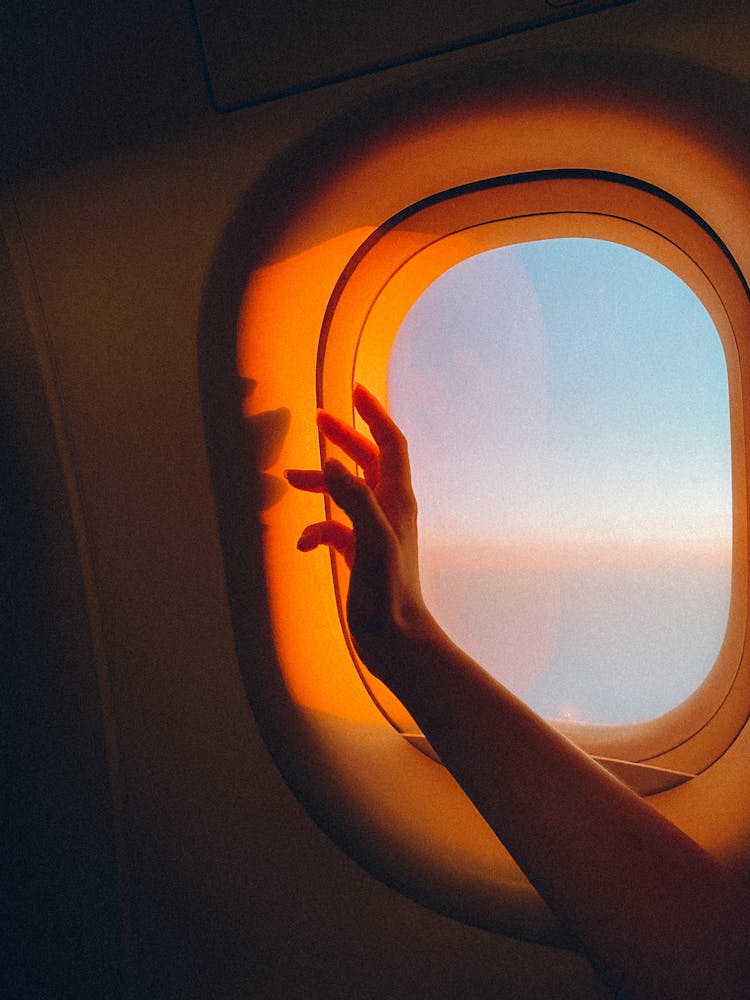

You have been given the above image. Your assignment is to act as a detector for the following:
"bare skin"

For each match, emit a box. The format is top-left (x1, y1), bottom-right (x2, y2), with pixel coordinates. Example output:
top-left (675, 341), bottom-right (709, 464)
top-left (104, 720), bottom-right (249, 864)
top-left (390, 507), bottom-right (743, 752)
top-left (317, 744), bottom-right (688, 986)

top-left (285, 384), bottom-right (750, 1000)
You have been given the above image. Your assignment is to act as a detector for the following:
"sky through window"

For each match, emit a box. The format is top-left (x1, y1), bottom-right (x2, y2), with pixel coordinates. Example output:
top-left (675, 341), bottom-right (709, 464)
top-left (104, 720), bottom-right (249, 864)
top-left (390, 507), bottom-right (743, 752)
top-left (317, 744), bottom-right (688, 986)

top-left (387, 239), bottom-right (732, 724)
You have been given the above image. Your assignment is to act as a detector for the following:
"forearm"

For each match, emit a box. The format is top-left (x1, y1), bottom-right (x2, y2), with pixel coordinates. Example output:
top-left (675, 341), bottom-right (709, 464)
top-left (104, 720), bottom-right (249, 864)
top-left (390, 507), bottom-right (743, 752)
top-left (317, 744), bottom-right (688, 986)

top-left (291, 392), bottom-right (750, 997)
top-left (381, 620), bottom-right (750, 1000)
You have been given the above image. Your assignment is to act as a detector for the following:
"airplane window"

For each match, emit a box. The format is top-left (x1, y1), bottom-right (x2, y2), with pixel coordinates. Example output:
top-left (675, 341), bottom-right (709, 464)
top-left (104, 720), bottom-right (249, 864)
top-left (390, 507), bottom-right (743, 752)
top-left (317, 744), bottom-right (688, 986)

top-left (236, 77), bottom-right (750, 934)
top-left (388, 238), bottom-right (732, 725)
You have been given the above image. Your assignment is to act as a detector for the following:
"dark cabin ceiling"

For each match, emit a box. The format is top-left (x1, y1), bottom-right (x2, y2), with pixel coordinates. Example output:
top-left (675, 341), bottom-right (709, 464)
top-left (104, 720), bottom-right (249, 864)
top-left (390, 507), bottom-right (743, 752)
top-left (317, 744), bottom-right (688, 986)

top-left (192, 0), bottom-right (637, 110)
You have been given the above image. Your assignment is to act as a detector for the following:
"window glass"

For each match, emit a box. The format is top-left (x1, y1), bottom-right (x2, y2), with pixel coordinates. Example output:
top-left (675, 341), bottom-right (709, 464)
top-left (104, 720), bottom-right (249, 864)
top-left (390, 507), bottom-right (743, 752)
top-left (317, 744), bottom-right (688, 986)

top-left (387, 239), bottom-right (732, 725)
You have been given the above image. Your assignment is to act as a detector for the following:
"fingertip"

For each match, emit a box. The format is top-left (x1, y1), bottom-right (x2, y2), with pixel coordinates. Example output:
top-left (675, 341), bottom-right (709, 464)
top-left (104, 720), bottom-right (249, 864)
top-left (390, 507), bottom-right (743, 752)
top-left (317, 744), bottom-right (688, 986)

top-left (323, 457), bottom-right (346, 480)
top-left (316, 410), bottom-right (338, 440)
top-left (284, 468), bottom-right (303, 487)
top-left (352, 382), bottom-right (370, 408)
top-left (297, 525), bottom-right (319, 551)
top-left (352, 383), bottom-right (386, 423)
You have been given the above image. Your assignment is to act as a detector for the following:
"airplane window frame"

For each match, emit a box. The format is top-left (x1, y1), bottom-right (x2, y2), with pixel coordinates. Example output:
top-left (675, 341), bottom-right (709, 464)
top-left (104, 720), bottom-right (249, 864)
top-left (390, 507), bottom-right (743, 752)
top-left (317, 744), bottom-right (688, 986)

top-left (317, 170), bottom-right (750, 782)
top-left (387, 234), bottom-right (734, 734)
top-left (233, 66), bottom-right (750, 939)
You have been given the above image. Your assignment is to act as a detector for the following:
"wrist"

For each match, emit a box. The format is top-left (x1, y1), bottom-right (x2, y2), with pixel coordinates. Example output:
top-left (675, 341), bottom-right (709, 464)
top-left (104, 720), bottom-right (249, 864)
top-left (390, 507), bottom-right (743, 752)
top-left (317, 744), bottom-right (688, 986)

top-left (354, 603), bottom-right (445, 697)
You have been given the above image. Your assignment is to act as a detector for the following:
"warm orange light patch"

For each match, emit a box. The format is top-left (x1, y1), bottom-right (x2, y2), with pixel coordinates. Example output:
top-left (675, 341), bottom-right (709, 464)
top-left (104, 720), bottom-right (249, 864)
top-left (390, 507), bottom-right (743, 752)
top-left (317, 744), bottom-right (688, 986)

top-left (238, 227), bottom-right (380, 719)
top-left (238, 226), bottom-right (375, 403)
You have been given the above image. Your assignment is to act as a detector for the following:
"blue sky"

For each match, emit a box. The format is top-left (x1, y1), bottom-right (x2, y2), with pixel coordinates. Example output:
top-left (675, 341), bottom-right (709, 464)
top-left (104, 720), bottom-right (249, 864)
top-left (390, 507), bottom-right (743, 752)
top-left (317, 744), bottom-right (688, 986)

top-left (387, 239), bottom-right (732, 723)
top-left (389, 238), bottom-right (731, 549)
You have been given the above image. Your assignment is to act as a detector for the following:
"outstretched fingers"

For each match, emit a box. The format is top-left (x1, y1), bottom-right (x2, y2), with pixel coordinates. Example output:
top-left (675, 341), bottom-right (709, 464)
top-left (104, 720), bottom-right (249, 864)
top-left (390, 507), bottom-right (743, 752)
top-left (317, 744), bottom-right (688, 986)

top-left (286, 390), bottom-right (414, 563)
top-left (352, 384), bottom-right (412, 491)
top-left (293, 460), bottom-right (391, 573)
top-left (284, 468), bottom-right (326, 492)
top-left (317, 409), bottom-right (379, 482)
top-left (288, 392), bottom-right (407, 498)
top-left (297, 519), bottom-right (354, 564)
top-left (323, 459), bottom-right (392, 550)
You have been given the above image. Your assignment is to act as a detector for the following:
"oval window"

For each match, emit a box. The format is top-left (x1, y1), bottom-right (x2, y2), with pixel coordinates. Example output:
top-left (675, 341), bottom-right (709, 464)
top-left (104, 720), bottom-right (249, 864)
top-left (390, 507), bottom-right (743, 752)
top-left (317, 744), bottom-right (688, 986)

top-left (388, 238), bottom-right (732, 726)
top-left (231, 69), bottom-right (750, 933)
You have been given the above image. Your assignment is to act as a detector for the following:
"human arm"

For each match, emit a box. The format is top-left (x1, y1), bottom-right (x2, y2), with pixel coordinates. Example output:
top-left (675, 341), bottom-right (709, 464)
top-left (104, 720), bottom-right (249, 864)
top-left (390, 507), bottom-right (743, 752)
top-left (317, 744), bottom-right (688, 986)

top-left (286, 385), bottom-right (750, 999)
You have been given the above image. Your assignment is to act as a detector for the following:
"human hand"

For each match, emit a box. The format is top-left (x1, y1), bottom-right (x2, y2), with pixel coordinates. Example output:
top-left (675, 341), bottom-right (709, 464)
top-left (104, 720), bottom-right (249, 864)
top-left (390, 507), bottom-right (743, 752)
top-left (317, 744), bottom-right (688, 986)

top-left (285, 385), bottom-right (432, 675)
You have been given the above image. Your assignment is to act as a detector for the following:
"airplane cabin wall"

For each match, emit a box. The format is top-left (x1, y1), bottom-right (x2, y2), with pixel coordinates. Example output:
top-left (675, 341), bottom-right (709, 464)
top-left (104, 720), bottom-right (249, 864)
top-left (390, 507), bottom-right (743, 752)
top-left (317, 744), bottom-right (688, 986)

top-left (3, 2), bottom-right (750, 997)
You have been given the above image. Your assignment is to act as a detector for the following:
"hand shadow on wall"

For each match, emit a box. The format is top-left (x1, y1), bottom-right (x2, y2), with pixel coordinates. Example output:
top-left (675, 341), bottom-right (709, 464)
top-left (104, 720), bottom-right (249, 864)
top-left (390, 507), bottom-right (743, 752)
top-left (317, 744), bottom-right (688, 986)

top-left (195, 107), bottom-right (367, 751)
